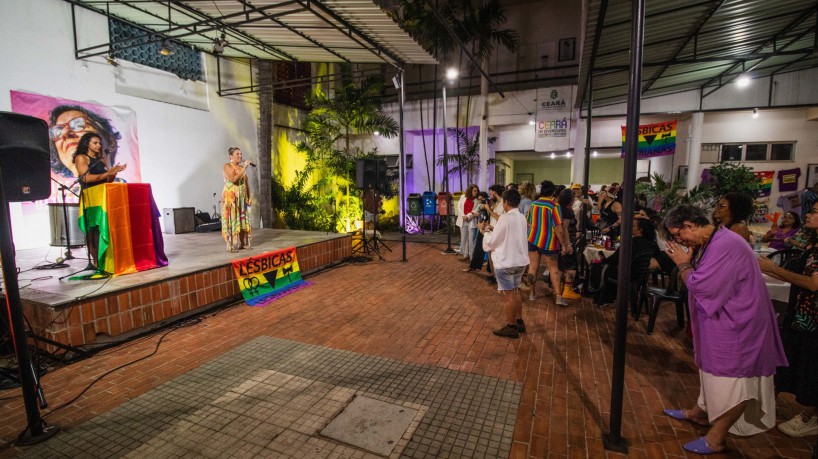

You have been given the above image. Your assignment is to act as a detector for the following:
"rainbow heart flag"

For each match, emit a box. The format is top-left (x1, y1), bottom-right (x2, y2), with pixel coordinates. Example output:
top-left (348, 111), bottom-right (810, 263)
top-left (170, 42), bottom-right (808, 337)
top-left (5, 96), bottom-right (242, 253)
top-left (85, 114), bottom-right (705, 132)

top-left (231, 247), bottom-right (306, 306)
top-left (77, 183), bottom-right (168, 276)
top-left (621, 120), bottom-right (677, 158)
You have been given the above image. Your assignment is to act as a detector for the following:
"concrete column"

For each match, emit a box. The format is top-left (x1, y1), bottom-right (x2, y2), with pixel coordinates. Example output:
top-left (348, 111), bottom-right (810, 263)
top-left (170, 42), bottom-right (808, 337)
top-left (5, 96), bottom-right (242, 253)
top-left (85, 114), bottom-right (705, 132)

top-left (686, 112), bottom-right (704, 190)
top-left (571, 116), bottom-right (587, 184)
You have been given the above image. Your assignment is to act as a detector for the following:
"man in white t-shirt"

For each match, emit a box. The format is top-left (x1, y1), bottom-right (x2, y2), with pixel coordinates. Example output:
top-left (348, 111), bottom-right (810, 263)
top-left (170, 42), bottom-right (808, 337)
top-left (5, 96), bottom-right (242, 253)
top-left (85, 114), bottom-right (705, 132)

top-left (480, 189), bottom-right (530, 339)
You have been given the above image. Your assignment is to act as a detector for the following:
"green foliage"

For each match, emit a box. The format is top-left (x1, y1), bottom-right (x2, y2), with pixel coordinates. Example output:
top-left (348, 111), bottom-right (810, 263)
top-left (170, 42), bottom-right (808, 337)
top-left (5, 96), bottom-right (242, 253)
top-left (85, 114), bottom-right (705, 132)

top-left (270, 166), bottom-right (333, 232)
top-left (702, 161), bottom-right (761, 199)
top-left (635, 172), bottom-right (712, 217)
top-left (436, 128), bottom-right (505, 189)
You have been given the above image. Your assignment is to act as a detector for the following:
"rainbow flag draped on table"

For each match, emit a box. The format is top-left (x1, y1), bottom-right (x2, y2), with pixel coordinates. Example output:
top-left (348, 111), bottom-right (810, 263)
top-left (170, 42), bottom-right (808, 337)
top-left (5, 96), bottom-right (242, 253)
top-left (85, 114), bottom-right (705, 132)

top-left (231, 247), bottom-right (307, 306)
top-left (77, 183), bottom-right (168, 276)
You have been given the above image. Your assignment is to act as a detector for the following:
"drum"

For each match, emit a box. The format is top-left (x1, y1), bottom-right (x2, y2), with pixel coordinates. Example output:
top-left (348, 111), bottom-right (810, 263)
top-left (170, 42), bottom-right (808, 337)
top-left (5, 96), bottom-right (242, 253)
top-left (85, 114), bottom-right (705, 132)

top-left (48, 203), bottom-right (85, 247)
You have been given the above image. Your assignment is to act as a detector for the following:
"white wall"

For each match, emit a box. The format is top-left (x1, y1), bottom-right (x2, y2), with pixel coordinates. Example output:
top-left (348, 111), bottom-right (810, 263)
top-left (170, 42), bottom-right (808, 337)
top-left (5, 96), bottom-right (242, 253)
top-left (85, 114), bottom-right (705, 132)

top-left (1, 0), bottom-right (260, 248)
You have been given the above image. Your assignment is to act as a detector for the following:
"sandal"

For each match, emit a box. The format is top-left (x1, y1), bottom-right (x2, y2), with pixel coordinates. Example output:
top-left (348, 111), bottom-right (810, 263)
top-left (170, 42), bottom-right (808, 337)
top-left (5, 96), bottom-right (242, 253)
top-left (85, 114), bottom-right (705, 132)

top-left (462, 267), bottom-right (477, 272)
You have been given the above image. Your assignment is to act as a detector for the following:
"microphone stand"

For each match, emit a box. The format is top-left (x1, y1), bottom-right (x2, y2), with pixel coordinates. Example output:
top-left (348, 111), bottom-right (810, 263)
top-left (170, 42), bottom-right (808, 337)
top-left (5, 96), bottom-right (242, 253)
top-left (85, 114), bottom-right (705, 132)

top-left (50, 177), bottom-right (80, 263)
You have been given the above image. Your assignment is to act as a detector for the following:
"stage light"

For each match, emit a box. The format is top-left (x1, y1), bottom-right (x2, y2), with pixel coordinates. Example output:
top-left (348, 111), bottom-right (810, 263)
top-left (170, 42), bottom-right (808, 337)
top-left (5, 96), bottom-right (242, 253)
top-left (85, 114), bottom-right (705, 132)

top-left (445, 68), bottom-right (459, 82)
top-left (159, 41), bottom-right (174, 56)
top-left (736, 75), bottom-right (750, 88)
top-left (212, 34), bottom-right (228, 55)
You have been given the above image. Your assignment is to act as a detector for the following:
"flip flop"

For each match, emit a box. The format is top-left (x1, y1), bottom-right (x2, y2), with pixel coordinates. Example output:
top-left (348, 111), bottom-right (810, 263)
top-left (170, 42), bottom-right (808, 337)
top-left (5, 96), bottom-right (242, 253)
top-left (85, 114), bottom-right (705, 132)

top-left (663, 409), bottom-right (710, 426)
top-left (683, 437), bottom-right (723, 455)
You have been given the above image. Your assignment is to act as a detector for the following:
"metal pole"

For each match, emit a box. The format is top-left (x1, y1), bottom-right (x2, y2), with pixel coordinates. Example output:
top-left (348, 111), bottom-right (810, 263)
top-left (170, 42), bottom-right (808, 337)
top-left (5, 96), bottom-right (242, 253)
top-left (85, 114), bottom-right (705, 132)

top-left (442, 83), bottom-right (454, 253)
top-left (0, 171), bottom-right (59, 445)
top-left (582, 74), bottom-right (593, 230)
top-left (399, 70), bottom-right (407, 262)
top-left (603, 0), bottom-right (645, 453)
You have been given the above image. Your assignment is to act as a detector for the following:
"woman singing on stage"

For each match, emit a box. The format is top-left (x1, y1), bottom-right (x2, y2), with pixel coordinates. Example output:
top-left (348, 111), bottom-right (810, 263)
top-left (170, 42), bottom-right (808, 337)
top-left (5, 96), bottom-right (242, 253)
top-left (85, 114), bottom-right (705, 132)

top-left (73, 132), bottom-right (127, 267)
top-left (222, 146), bottom-right (252, 252)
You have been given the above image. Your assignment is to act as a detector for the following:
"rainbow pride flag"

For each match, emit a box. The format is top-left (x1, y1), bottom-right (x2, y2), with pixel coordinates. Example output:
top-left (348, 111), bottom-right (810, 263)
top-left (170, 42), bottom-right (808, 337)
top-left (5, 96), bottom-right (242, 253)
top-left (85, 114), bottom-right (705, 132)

top-left (753, 171), bottom-right (774, 197)
top-left (231, 247), bottom-right (306, 306)
top-left (621, 120), bottom-right (677, 158)
top-left (78, 183), bottom-right (168, 276)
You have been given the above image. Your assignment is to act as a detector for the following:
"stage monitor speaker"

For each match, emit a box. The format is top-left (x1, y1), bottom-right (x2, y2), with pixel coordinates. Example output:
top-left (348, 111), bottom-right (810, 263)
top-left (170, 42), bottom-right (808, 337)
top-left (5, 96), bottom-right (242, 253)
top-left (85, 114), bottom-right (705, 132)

top-left (0, 112), bottom-right (51, 202)
top-left (355, 159), bottom-right (387, 192)
top-left (163, 207), bottom-right (195, 234)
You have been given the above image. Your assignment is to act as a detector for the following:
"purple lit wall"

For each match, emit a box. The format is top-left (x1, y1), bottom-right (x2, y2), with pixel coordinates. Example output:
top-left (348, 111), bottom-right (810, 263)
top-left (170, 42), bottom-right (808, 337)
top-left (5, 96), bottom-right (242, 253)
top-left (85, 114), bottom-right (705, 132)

top-left (405, 126), bottom-right (491, 195)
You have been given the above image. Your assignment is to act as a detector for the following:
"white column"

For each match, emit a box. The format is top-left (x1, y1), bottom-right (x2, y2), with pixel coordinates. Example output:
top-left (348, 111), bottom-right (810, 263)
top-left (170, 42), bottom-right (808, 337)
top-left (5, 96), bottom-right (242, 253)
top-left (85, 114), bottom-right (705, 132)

top-left (686, 112), bottom-right (704, 190)
top-left (571, 116), bottom-right (587, 184)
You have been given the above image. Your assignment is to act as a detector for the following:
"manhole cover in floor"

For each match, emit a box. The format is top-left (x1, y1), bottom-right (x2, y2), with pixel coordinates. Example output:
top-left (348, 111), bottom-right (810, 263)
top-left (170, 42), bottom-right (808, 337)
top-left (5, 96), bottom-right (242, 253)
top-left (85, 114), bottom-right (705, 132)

top-left (320, 395), bottom-right (417, 456)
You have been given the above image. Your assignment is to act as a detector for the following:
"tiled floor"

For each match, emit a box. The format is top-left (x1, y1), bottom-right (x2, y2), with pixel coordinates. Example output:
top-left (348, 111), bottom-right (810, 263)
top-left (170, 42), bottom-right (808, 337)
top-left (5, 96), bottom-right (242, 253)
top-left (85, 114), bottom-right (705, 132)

top-left (1, 241), bottom-right (815, 458)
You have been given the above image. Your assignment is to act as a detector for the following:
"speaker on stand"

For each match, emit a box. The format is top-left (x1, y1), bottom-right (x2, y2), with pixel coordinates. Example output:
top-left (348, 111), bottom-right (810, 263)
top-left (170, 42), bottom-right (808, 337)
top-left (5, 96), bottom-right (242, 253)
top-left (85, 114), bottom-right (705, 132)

top-left (0, 111), bottom-right (60, 444)
top-left (353, 159), bottom-right (391, 259)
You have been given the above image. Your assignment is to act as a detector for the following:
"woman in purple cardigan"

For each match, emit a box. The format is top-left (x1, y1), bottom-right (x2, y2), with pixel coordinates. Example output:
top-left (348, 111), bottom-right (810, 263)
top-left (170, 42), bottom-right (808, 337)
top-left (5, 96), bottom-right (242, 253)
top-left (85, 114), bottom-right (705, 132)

top-left (662, 204), bottom-right (787, 455)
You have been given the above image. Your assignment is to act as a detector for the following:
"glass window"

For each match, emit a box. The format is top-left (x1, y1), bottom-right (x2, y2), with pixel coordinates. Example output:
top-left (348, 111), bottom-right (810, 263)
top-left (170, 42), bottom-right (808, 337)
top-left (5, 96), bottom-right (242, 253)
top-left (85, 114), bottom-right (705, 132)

top-left (745, 144), bottom-right (768, 161)
top-left (770, 143), bottom-right (794, 161)
top-left (720, 144), bottom-right (742, 161)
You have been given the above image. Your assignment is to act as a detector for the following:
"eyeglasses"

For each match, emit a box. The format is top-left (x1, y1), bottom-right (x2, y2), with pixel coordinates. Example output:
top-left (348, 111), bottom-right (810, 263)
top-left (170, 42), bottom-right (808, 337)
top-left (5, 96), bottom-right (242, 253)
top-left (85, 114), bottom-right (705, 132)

top-left (49, 116), bottom-right (87, 141)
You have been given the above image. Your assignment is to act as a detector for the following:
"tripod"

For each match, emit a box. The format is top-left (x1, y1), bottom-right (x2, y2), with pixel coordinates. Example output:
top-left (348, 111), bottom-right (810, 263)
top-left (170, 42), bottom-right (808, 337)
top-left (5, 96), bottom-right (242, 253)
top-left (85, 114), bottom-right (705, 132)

top-left (352, 188), bottom-right (391, 260)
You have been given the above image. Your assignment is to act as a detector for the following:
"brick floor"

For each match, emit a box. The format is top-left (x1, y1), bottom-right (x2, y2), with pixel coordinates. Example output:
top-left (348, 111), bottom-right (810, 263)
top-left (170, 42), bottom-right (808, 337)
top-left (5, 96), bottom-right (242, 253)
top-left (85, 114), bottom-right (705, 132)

top-left (1, 241), bottom-right (815, 458)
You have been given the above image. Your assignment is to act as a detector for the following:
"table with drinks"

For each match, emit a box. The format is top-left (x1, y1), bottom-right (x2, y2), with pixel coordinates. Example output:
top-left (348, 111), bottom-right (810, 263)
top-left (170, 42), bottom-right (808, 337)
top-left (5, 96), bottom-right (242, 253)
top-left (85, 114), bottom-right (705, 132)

top-left (583, 233), bottom-right (619, 264)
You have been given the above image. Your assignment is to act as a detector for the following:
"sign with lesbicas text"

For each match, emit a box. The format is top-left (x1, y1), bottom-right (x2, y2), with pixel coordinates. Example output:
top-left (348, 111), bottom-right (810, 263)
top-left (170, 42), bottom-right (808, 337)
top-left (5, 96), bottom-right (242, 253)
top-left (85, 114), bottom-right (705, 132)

top-left (620, 120), bottom-right (677, 159)
top-left (231, 247), bottom-right (307, 306)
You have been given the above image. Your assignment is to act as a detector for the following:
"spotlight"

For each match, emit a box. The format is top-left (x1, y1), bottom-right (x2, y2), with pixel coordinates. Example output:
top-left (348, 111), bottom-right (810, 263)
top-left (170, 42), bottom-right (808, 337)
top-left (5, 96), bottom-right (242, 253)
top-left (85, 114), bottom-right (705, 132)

top-left (373, 131), bottom-right (380, 136)
top-left (528, 119), bottom-right (535, 126)
top-left (159, 41), bottom-right (174, 56)
top-left (212, 34), bottom-right (228, 55)
top-left (736, 75), bottom-right (750, 88)
top-left (549, 152), bottom-right (556, 159)
top-left (445, 68), bottom-right (459, 81)
top-left (592, 151), bottom-right (598, 157)
top-left (752, 108), bottom-right (759, 119)
top-left (566, 151), bottom-right (572, 157)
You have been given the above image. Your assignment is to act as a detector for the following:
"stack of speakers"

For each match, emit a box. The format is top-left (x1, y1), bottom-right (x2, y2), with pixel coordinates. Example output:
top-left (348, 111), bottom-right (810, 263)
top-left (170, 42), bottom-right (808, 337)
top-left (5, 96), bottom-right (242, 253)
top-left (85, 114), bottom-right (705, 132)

top-left (0, 112), bottom-right (52, 202)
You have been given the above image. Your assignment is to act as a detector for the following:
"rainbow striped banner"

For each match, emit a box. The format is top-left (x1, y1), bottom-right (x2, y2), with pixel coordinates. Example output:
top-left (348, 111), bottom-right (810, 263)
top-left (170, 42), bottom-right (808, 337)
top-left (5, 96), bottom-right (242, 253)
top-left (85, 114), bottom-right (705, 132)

top-left (231, 247), bottom-right (306, 306)
top-left (621, 120), bottom-right (677, 158)
top-left (78, 183), bottom-right (168, 276)
top-left (753, 170), bottom-right (774, 197)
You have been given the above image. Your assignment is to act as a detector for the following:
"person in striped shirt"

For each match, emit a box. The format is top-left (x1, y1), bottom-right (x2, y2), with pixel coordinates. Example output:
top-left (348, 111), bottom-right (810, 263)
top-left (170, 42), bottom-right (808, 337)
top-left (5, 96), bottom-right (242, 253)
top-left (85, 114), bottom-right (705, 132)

top-left (524, 180), bottom-right (570, 305)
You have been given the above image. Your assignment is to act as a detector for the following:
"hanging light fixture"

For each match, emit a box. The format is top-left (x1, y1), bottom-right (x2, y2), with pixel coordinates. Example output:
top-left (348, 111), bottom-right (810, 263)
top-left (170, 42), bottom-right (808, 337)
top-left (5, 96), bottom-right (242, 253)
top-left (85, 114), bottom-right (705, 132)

top-left (159, 40), bottom-right (174, 56)
top-left (212, 33), bottom-right (229, 55)
top-left (736, 74), bottom-right (751, 88)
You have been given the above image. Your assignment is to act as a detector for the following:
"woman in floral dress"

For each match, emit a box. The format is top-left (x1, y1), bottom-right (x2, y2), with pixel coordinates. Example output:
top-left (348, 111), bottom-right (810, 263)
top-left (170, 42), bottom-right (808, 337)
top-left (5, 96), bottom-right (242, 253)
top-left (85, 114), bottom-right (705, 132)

top-left (222, 146), bottom-right (252, 252)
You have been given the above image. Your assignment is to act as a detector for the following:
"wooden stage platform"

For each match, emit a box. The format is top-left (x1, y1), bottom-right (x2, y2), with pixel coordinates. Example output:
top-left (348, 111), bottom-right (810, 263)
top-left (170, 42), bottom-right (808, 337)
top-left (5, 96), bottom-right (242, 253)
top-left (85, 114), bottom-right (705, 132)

top-left (9, 229), bottom-right (351, 353)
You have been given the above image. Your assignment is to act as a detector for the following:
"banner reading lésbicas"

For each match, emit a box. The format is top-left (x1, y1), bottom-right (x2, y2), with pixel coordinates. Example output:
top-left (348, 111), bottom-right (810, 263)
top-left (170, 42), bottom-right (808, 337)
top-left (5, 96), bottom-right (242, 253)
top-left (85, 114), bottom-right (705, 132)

top-left (621, 120), bottom-right (677, 159)
top-left (231, 247), bottom-right (306, 306)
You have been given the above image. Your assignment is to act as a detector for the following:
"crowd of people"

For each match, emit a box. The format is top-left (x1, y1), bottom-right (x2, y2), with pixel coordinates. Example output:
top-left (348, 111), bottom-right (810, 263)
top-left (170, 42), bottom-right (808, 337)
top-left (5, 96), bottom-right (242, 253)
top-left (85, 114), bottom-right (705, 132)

top-left (453, 179), bottom-right (818, 455)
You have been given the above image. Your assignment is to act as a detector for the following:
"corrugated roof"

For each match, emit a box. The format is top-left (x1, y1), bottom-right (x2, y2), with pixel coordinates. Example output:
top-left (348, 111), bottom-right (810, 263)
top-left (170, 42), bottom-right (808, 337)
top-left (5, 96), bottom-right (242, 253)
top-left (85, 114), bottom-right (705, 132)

top-left (578, 0), bottom-right (818, 108)
top-left (69, 0), bottom-right (437, 67)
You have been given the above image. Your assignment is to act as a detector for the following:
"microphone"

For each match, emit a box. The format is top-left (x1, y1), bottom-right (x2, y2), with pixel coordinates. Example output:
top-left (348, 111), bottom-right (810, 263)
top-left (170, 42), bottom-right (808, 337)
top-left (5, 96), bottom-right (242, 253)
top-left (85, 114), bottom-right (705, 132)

top-left (245, 160), bottom-right (256, 168)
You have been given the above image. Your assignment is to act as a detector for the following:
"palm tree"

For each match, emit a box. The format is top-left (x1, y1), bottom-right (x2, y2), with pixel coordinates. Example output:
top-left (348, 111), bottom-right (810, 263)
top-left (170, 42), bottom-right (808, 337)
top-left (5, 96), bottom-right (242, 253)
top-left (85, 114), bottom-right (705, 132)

top-left (300, 75), bottom-right (399, 231)
top-left (437, 128), bottom-right (506, 188)
top-left (460, 0), bottom-right (518, 188)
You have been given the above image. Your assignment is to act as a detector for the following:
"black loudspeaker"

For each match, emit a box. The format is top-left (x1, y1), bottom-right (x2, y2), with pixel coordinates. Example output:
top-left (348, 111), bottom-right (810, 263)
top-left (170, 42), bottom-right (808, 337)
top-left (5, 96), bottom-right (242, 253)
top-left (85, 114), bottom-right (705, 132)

top-left (0, 112), bottom-right (51, 202)
top-left (355, 159), bottom-right (387, 192)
